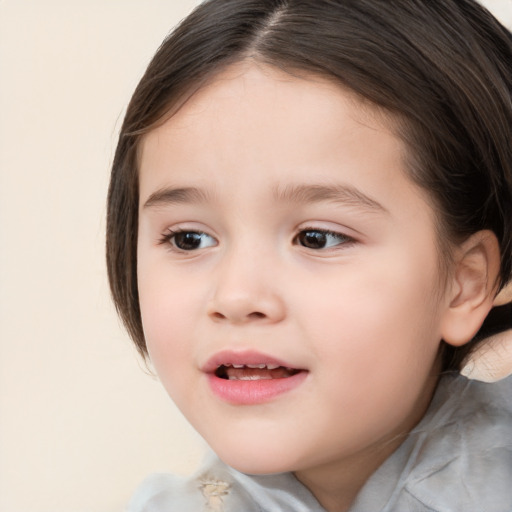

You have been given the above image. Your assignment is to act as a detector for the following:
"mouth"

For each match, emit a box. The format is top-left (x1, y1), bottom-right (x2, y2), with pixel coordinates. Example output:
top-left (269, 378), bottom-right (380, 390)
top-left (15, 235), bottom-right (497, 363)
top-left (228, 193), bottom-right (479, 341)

top-left (215, 363), bottom-right (301, 381)
top-left (203, 350), bottom-right (308, 405)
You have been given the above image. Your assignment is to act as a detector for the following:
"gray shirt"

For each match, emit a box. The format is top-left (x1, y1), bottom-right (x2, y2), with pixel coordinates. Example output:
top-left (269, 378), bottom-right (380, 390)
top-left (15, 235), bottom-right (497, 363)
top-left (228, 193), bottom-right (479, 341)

top-left (127, 374), bottom-right (512, 511)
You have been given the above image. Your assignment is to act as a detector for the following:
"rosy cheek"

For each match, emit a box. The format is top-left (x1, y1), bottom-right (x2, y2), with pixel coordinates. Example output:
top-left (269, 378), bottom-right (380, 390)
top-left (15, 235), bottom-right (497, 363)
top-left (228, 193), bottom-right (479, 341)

top-left (139, 287), bottom-right (177, 352)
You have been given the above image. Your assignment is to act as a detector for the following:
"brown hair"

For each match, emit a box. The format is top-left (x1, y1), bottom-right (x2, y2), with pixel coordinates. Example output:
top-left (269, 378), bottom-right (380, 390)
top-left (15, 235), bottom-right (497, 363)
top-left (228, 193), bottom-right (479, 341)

top-left (107, 0), bottom-right (512, 369)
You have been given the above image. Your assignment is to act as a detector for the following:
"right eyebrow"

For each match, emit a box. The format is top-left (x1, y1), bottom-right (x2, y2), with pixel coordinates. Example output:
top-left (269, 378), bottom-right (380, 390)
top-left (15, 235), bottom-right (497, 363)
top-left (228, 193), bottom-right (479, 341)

top-left (272, 183), bottom-right (388, 215)
top-left (142, 186), bottom-right (213, 208)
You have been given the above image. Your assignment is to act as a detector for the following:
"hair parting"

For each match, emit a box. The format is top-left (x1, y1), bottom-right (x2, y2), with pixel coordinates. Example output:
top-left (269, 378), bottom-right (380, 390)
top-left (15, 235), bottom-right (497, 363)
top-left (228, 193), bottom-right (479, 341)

top-left (107, 0), bottom-right (512, 369)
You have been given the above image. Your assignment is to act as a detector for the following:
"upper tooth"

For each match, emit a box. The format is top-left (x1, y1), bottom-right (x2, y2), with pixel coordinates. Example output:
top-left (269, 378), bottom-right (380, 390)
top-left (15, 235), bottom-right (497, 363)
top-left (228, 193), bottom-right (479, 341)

top-left (228, 363), bottom-right (282, 370)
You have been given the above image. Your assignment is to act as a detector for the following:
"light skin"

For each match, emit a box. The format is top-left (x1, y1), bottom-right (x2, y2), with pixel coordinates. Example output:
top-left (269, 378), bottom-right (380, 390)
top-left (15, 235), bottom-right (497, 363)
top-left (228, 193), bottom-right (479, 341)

top-left (136, 62), bottom-right (499, 512)
top-left (495, 282), bottom-right (512, 306)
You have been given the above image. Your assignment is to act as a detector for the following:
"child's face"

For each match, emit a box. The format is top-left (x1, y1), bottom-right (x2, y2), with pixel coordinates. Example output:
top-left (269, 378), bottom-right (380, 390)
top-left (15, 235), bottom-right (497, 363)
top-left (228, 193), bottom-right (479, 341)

top-left (137, 63), bottom-right (449, 477)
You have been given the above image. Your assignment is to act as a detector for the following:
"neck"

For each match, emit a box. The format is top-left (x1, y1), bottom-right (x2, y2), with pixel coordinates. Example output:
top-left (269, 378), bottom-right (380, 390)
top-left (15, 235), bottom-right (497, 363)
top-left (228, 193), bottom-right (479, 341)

top-left (294, 436), bottom-right (404, 512)
top-left (294, 371), bottom-right (439, 512)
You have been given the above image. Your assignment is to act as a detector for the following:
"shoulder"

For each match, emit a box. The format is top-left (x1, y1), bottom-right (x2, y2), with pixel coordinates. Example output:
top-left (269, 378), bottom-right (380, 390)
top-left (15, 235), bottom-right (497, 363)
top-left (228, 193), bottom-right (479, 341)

top-left (125, 453), bottom-right (324, 512)
top-left (351, 374), bottom-right (512, 512)
top-left (125, 457), bottom-right (252, 512)
top-left (125, 472), bottom-right (205, 512)
top-left (402, 375), bottom-right (512, 512)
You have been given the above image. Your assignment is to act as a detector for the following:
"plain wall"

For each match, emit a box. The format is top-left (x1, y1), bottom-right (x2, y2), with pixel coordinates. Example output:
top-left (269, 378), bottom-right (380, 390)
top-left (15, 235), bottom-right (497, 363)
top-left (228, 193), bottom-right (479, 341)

top-left (0, 1), bottom-right (511, 511)
top-left (0, 3), bottom-right (205, 512)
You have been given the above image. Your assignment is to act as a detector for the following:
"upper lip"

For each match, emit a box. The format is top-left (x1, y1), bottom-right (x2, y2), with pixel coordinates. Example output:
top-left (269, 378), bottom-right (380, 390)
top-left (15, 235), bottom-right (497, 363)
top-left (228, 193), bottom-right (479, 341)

top-left (201, 349), bottom-right (301, 374)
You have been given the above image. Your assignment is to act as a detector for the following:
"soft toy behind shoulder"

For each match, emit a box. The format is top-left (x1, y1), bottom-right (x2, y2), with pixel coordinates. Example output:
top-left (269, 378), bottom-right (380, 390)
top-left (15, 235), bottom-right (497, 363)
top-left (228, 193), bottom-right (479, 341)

top-left (461, 284), bottom-right (512, 382)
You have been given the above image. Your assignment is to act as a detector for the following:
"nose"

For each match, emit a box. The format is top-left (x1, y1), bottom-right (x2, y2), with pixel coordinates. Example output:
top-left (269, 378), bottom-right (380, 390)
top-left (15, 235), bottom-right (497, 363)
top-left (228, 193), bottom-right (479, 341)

top-left (207, 246), bottom-right (286, 325)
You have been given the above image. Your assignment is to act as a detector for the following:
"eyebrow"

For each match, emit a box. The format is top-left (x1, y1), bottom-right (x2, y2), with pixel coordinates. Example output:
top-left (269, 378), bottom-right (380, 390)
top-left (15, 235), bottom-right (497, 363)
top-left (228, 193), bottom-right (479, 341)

top-left (142, 183), bottom-right (387, 214)
top-left (143, 186), bottom-right (214, 208)
top-left (272, 183), bottom-right (388, 214)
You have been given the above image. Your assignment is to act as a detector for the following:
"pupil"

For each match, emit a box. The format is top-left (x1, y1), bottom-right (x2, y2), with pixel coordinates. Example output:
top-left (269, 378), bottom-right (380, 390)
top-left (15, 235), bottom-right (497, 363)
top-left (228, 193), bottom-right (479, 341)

top-left (301, 231), bottom-right (326, 249)
top-left (175, 232), bottom-right (201, 250)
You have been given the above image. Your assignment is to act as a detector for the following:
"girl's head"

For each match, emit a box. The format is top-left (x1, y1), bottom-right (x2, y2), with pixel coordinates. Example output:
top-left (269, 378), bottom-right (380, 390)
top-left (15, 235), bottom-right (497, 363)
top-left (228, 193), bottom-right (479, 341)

top-left (107, 0), bottom-right (512, 486)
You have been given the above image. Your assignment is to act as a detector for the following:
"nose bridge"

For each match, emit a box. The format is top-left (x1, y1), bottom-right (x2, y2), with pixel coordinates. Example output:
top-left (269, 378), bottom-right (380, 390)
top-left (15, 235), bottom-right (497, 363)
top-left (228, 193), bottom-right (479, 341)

top-left (208, 236), bottom-right (285, 324)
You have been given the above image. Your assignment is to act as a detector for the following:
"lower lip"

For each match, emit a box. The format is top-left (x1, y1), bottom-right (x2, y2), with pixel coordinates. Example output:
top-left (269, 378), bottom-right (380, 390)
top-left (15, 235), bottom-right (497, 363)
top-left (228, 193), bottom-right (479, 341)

top-left (206, 371), bottom-right (308, 405)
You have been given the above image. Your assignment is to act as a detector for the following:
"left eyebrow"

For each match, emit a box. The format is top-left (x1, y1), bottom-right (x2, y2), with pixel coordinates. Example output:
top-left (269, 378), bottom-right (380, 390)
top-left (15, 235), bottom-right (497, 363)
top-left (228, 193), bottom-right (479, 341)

top-left (272, 183), bottom-right (388, 214)
top-left (142, 186), bottom-right (214, 209)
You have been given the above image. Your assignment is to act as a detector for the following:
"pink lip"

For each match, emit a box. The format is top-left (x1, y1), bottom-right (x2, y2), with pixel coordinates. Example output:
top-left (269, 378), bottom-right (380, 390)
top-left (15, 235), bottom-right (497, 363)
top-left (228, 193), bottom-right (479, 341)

top-left (202, 350), bottom-right (296, 373)
top-left (202, 350), bottom-right (308, 405)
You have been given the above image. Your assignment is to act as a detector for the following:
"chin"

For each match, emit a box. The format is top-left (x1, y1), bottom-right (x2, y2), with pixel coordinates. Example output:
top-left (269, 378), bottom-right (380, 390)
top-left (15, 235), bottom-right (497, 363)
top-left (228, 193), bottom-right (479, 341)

top-left (212, 442), bottom-right (300, 475)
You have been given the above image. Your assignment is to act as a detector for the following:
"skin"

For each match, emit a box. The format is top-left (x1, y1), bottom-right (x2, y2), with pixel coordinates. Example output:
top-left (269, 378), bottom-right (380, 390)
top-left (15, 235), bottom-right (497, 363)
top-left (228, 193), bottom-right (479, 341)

top-left (137, 62), bottom-right (457, 512)
top-left (495, 282), bottom-right (512, 306)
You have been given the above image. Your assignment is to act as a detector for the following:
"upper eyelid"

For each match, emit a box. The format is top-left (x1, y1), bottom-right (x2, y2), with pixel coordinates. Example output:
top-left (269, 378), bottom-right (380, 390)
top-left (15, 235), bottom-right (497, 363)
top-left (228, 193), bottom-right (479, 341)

top-left (160, 224), bottom-right (216, 237)
top-left (164, 227), bottom-right (215, 239)
top-left (160, 226), bottom-right (352, 235)
top-left (296, 228), bottom-right (354, 239)
top-left (293, 227), bottom-right (358, 252)
top-left (159, 229), bottom-right (217, 252)
top-left (158, 225), bottom-right (357, 245)
top-left (295, 225), bottom-right (356, 239)
top-left (159, 227), bottom-right (210, 240)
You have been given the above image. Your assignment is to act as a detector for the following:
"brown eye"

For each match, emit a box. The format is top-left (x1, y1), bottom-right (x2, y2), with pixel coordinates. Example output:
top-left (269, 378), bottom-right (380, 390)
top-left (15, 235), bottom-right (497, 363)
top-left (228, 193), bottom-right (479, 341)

top-left (168, 231), bottom-right (216, 251)
top-left (296, 229), bottom-right (351, 250)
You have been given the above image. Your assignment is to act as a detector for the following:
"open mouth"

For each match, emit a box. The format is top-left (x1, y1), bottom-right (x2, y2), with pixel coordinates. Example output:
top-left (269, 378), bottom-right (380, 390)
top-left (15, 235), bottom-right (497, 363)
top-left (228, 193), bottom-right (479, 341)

top-left (205, 352), bottom-right (308, 404)
top-left (215, 364), bottom-right (301, 381)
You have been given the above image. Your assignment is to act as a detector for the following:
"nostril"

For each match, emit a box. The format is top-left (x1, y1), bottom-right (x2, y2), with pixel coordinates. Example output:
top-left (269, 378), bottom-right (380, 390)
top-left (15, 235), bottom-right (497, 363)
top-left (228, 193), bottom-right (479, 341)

top-left (210, 310), bottom-right (266, 321)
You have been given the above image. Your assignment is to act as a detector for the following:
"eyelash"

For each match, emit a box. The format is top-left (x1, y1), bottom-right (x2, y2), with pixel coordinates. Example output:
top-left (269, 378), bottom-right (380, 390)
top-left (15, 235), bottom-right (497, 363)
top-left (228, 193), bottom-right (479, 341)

top-left (158, 227), bottom-right (355, 252)
top-left (158, 229), bottom-right (216, 251)
top-left (293, 228), bottom-right (355, 250)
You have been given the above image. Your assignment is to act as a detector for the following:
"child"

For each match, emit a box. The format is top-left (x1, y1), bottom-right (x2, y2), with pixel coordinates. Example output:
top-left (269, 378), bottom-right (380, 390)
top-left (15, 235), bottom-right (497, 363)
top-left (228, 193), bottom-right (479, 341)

top-left (106, 0), bottom-right (512, 510)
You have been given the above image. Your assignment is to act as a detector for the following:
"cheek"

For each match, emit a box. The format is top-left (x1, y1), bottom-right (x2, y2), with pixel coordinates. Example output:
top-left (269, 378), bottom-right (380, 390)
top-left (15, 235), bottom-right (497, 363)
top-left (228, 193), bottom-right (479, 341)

top-left (300, 249), bottom-right (443, 391)
top-left (301, 278), bottom-right (441, 447)
top-left (137, 264), bottom-right (200, 380)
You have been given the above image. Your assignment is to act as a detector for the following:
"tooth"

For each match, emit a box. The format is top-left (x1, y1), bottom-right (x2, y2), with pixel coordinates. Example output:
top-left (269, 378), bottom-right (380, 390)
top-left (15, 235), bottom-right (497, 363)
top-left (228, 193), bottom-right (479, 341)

top-left (266, 364), bottom-right (279, 370)
top-left (232, 364), bottom-right (244, 368)
top-left (247, 364), bottom-right (266, 369)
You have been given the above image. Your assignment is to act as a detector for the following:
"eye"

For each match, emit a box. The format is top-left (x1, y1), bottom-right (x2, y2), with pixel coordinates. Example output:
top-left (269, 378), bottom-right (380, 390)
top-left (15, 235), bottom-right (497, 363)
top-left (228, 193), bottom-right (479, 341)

top-left (161, 230), bottom-right (217, 251)
top-left (294, 229), bottom-right (353, 250)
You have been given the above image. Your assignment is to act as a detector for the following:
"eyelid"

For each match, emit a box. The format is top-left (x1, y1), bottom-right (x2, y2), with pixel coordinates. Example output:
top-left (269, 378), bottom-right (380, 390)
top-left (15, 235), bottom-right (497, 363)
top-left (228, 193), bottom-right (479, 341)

top-left (293, 225), bottom-right (357, 250)
top-left (159, 226), bottom-right (218, 252)
top-left (295, 222), bottom-right (357, 239)
top-left (156, 223), bottom-right (357, 253)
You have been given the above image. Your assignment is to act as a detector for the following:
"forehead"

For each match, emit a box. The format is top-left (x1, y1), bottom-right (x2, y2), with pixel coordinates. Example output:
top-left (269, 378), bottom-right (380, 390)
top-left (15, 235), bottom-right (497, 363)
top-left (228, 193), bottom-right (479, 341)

top-left (138, 61), bottom-right (429, 220)
top-left (142, 61), bottom-right (393, 148)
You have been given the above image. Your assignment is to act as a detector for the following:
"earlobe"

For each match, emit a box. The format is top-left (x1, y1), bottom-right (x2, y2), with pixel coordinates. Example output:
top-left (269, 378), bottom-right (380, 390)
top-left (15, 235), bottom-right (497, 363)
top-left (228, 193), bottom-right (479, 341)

top-left (441, 230), bottom-right (501, 347)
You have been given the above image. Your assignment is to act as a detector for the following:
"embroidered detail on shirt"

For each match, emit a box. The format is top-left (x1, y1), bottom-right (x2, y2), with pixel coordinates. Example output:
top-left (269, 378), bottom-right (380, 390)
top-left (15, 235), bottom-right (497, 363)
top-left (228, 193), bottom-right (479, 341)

top-left (199, 478), bottom-right (231, 512)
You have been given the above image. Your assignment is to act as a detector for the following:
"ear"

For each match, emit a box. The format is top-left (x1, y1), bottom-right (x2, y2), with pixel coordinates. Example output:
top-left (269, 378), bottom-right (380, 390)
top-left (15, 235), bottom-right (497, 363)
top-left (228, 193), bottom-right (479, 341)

top-left (441, 230), bottom-right (501, 347)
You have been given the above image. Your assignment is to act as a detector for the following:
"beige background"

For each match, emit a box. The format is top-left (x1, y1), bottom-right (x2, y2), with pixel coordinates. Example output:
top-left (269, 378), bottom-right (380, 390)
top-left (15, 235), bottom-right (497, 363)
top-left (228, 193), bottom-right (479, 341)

top-left (0, 1), bottom-right (511, 511)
